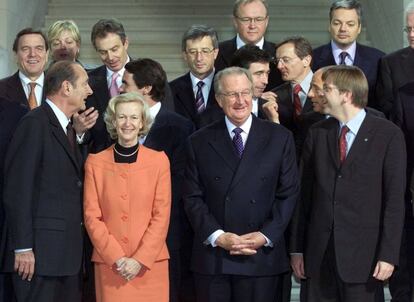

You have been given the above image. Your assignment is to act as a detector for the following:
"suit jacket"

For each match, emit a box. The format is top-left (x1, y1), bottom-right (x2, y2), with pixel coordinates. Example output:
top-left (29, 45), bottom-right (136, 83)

top-left (377, 47), bottom-right (414, 117)
top-left (143, 106), bottom-right (194, 251)
top-left (169, 72), bottom-right (224, 129)
top-left (0, 99), bottom-right (28, 238)
top-left (312, 42), bottom-right (384, 108)
top-left (183, 116), bottom-right (299, 276)
top-left (83, 145), bottom-right (170, 269)
top-left (270, 82), bottom-right (313, 133)
top-left (214, 37), bottom-right (283, 90)
top-left (290, 113), bottom-right (406, 283)
top-left (0, 71), bottom-right (46, 108)
top-left (1, 103), bottom-right (84, 276)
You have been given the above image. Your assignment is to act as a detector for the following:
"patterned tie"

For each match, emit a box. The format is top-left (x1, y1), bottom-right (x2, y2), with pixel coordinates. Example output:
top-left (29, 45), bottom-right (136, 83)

top-left (293, 84), bottom-right (302, 119)
top-left (195, 81), bottom-right (206, 114)
top-left (339, 51), bottom-right (348, 65)
top-left (339, 125), bottom-right (349, 164)
top-left (232, 127), bottom-right (244, 158)
top-left (109, 72), bottom-right (120, 98)
top-left (28, 82), bottom-right (38, 110)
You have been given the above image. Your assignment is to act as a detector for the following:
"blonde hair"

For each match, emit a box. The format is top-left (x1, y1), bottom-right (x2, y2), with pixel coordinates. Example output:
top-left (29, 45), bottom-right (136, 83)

top-left (47, 20), bottom-right (81, 57)
top-left (104, 92), bottom-right (152, 139)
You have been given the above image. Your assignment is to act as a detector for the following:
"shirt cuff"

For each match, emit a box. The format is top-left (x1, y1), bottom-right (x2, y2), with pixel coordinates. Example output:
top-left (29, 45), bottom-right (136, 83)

top-left (15, 248), bottom-right (32, 253)
top-left (259, 232), bottom-right (273, 247)
top-left (204, 229), bottom-right (225, 247)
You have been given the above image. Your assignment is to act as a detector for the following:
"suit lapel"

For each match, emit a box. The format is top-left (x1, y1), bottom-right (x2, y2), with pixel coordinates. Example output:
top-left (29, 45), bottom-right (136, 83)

top-left (222, 38), bottom-right (237, 66)
top-left (144, 106), bottom-right (168, 149)
top-left (208, 120), bottom-right (239, 172)
top-left (341, 114), bottom-right (373, 168)
top-left (401, 47), bottom-right (414, 83)
top-left (8, 72), bottom-right (28, 107)
top-left (176, 73), bottom-right (198, 119)
top-left (326, 118), bottom-right (341, 169)
top-left (230, 117), bottom-right (267, 190)
top-left (319, 44), bottom-right (336, 67)
top-left (43, 104), bottom-right (81, 174)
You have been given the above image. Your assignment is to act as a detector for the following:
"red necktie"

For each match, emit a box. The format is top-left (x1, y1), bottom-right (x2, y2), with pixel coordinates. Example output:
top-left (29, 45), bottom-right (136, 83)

top-left (293, 84), bottom-right (302, 118)
top-left (339, 125), bottom-right (349, 164)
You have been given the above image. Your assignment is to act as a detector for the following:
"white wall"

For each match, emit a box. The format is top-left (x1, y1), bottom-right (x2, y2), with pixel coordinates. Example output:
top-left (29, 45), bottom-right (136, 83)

top-left (0, 0), bottom-right (48, 77)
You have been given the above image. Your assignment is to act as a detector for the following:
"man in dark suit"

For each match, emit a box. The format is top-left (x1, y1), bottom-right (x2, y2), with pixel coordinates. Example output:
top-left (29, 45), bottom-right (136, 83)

top-left (376, 2), bottom-right (414, 117)
top-left (170, 25), bottom-right (223, 129)
top-left (120, 58), bottom-right (194, 302)
top-left (85, 18), bottom-right (130, 153)
top-left (214, 0), bottom-right (283, 90)
top-left (262, 36), bottom-right (314, 134)
top-left (230, 44), bottom-right (272, 119)
top-left (0, 99), bottom-right (28, 302)
top-left (183, 67), bottom-right (299, 302)
top-left (1, 61), bottom-right (92, 302)
top-left (0, 28), bottom-right (48, 109)
top-left (312, 0), bottom-right (384, 109)
top-left (290, 65), bottom-right (406, 302)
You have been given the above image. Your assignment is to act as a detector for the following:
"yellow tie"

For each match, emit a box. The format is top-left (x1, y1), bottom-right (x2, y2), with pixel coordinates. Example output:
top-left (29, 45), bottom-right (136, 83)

top-left (28, 82), bottom-right (38, 109)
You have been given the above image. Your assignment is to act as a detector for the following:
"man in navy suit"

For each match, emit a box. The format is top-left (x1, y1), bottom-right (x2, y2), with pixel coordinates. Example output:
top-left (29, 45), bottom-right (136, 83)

top-left (312, 0), bottom-right (384, 108)
top-left (1, 61), bottom-right (92, 302)
top-left (170, 25), bottom-right (223, 129)
top-left (214, 0), bottom-right (283, 90)
top-left (183, 67), bottom-right (299, 302)
top-left (290, 65), bottom-right (405, 302)
top-left (120, 58), bottom-right (194, 302)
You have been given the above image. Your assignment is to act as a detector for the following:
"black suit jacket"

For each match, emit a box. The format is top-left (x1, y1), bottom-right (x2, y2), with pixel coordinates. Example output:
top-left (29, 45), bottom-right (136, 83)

top-left (270, 82), bottom-right (313, 133)
top-left (169, 72), bottom-right (224, 129)
top-left (376, 47), bottom-right (414, 117)
top-left (312, 43), bottom-right (384, 108)
top-left (1, 103), bottom-right (84, 276)
top-left (143, 106), bottom-right (194, 250)
top-left (214, 37), bottom-right (283, 90)
top-left (0, 71), bottom-right (46, 108)
top-left (184, 116), bottom-right (299, 276)
top-left (0, 99), bottom-right (28, 237)
top-left (290, 113), bottom-right (406, 283)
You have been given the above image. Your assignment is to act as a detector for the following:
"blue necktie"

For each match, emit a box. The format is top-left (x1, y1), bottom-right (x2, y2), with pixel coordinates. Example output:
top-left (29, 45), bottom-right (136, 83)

top-left (232, 128), bottom-right (244, 158)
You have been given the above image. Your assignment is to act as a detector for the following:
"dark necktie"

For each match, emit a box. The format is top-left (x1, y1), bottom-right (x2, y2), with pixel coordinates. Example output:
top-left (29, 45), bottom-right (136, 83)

top-left (66, 122), bottom-right (76, 152)
top-left (339, 125), bottom-right (349, 164)
top-left (28, 82), bottom-right (38, 110)
top-left (232, 127), bottom-right (244, 158)
top-left (195, 81), bottom-right (206, 114)
top-left (293, 84), bottom-right (302, 119)
top-left (339, 51), bottom-right (348, 65)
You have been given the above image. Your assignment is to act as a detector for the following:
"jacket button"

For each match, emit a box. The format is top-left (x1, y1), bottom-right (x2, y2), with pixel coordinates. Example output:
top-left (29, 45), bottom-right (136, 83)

top-left (225, 197), bottom-right (230, 202)
top-left (77, 180), bottom-right (82, 188)
top-left (121, 194), bottom-right (127, 200)
top-left (122, 237), bottom-right (129, 243)
top-left (214, 176), bottom-right (221, 181)
top-left (338, 174), bottom-right (342, 179)
top-left (121, 215), bottom-right (128, 221)
top-left (250, 199), bottom-right (256, 204)
top-left (120, 173), bottom-right (127, 179)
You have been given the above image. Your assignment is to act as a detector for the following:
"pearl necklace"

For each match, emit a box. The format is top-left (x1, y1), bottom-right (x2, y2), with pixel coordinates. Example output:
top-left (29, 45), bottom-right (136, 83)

top-left (113, 144), bottom-right (139, 157)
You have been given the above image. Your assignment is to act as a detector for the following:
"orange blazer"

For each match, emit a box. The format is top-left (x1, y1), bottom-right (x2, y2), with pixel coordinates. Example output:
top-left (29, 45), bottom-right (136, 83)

top-left (83, 145), bottom-right (171, 270)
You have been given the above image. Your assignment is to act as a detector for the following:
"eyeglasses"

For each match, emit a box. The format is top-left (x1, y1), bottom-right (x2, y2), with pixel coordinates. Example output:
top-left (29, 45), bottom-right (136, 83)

top-left (236, 16), bottom-right (268, 24)
top-left (220, 89), bottom-right (252, 100)
top-left (274, 56), bottom-right (300, 65)
top-left (404, 26), bottom-right (414, 33)
top-left (322, 85), bottom-right (339, 93)
top-left (186, 48), bottom-right (215, 56)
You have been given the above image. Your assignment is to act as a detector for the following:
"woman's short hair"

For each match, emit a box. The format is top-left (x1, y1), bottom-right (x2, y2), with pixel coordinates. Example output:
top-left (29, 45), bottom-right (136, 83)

top-left (48, 20), bottom-right (81, 46)
top-left (104, 92), bottom-right (152, 140)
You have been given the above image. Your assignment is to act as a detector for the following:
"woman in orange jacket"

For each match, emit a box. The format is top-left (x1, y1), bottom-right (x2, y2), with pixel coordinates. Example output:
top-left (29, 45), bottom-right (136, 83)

top-left (83, 92), bottom-right (171, 302)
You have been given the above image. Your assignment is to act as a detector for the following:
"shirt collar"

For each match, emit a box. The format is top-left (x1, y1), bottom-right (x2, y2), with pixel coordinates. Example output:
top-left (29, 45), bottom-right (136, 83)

top-left (19, 71), bottom-right (44, 87)
top-left (106, 56), bottom-right (130, 80)
top-left (290, 70), bottom-right (313, 93)
top-left (225, 114), bottom-right (253, 136)
top-left (190, 69), bottom-right (215, 89)
top-left (331, 40), bottom-right (357, 64)
top-left (236, 34), bottom-right (264, 50)
top-left (45, 99), bottom-right (71, 133)
top-left (339, 108), bottom-right (366, 135)
top-left (149, 101), bottom-right (162, 120)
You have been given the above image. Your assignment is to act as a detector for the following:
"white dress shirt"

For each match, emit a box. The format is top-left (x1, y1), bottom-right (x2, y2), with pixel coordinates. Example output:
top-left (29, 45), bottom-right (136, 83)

top-left (19, 71), bottom-right (44, 106)
top-left (190, 70), bottom-right (215, 107)
top-left (331, 40), bottom-right (357, 66)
